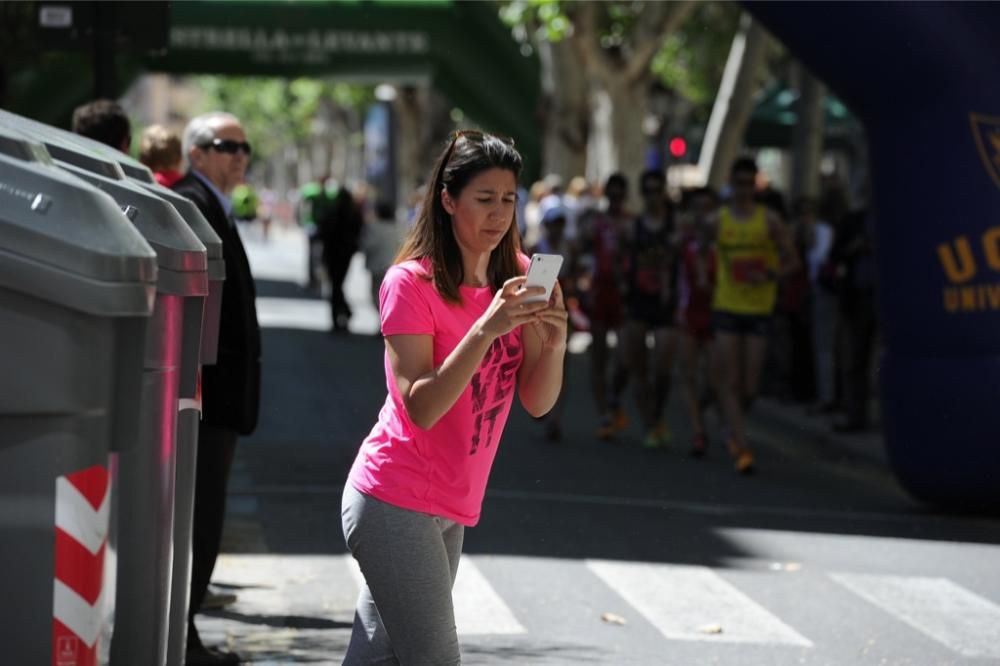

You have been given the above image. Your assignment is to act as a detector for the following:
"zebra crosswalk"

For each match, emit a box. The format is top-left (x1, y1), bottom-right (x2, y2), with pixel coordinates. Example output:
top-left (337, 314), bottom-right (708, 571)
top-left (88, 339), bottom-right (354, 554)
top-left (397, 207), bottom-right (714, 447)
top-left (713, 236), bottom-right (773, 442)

top-left (202, 552), bottom-right (1000, 663)
top-left (586, 560), bottom-right (812, 647)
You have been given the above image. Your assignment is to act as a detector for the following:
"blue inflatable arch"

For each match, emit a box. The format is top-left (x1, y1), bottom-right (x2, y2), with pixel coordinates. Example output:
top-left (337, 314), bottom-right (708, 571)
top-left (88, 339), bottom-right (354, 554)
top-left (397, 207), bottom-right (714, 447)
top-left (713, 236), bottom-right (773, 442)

top-left (746, 2), bottom-right (1000, 510)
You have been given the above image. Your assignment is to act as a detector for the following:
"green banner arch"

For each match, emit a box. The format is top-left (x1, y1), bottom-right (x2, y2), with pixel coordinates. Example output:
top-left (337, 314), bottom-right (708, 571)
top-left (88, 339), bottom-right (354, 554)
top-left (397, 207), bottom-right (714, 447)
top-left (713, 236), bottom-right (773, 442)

top-left (151, 0), bottom-right (542, 179)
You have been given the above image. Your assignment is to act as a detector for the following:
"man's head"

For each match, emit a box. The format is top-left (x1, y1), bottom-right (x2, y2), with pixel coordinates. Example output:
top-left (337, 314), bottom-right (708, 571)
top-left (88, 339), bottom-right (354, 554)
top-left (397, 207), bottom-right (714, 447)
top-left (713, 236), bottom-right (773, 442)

top-left (603, 173), bottom-right (628, 215)
top-left (72, 99), bottom-right (131, 152)
top-left (639, 168), bottom-right (666, 213)
top-left (183, 112), bottom-right (250, 196)
top-left (730, 156), bottom-right (759, 205)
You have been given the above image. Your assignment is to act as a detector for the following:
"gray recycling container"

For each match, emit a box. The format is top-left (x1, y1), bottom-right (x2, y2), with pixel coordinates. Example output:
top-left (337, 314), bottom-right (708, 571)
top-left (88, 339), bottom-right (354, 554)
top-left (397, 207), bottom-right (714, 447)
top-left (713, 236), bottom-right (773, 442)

top-left (84, 153), bottom-right (227, 666)
top-left (0, 111), bottom-right (229, 666)
top-left (119, 169), bottom-right (225, 666)
top-left (0, 116), bottom-right (210, 666)
top-left (73, 143), bottom-right (227, 666)
top-left (0, 127), bottom-right (156, 666)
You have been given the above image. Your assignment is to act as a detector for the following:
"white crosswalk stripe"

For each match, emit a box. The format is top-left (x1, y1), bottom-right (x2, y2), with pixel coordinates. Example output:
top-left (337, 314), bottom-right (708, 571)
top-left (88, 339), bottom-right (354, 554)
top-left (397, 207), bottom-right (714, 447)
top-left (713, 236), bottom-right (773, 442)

top-left (831, 573), bottom-right (1000, 659)
top-left (586, 560), bottom-right (813, 647)
top-left (207, 553), bottom-right (1000, 661)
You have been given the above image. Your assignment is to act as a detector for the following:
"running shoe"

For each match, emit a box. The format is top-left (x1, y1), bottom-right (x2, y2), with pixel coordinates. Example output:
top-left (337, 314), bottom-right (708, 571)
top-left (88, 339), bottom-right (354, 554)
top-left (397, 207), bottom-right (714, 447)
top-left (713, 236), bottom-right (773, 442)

top-left (725, 436), bottom-right (756, 474)
top-left (643, 421), bottom-right (671, 450)
top-left (597, 413), bottom-right (616, 440)
top-left (612, 407), bottom-right (629, 432)
top-left (733, 448), bottom-right (756, 474)
top-left (689, 433), bottom-right (708, 458)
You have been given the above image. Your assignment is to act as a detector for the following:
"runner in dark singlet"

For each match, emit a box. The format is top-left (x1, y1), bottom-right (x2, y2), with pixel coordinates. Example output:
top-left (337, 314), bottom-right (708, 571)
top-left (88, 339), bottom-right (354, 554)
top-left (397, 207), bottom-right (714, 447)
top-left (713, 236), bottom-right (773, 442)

top-left (579, 173), bottom-right (632, 440)
top-left (621, 169), bottom-right (679, 449)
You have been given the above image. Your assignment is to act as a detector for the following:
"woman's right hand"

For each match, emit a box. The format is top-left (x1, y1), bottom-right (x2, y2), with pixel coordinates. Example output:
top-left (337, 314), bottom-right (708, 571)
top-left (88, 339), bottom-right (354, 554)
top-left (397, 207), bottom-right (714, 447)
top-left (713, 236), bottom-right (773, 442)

top-left (477, 276), bottom-right (550, 339)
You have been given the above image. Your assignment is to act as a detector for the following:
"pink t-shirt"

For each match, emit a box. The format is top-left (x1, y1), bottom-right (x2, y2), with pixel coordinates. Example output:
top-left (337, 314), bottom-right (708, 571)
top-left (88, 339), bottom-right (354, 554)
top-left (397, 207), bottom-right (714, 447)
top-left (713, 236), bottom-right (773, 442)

top-left (348, 258), bottom-right (525, 526)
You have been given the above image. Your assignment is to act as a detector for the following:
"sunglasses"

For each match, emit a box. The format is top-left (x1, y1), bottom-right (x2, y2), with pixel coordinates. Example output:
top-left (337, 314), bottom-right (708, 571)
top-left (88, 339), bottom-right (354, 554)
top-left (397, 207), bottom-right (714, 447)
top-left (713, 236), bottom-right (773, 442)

top-left (199, 138), bottom-right (252, 156)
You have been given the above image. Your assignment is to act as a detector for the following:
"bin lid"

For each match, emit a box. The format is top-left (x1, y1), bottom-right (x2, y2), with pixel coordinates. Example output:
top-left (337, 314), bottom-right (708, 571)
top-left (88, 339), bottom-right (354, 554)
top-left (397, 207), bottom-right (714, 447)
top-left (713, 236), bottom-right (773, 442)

top-left (0, 111), bottom-right (209, 280)
top-left (12, 115), bottom-right (226, 270)
top-left (0, 129), bottom-right (157, 317)
top-left (58, 161), bottom-right (209, 297)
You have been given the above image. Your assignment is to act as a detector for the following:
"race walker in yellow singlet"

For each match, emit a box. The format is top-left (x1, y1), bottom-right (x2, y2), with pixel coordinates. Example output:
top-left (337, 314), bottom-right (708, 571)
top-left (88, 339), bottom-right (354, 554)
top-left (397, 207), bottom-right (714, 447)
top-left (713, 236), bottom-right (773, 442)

top-left (712, 204), bottom-right (779, 316)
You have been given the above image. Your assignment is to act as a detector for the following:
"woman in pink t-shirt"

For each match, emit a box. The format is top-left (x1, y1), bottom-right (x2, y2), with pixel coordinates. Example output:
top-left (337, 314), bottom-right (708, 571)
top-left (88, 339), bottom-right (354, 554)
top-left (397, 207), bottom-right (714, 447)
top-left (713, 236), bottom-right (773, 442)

top-left (342, 131), bottom-right (567, 665)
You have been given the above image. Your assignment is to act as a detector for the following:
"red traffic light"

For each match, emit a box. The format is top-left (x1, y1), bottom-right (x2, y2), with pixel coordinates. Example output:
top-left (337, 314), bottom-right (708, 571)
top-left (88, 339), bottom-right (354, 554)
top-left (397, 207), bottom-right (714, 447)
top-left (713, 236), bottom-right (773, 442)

top-left (669, 137), bottom-right (687, 158)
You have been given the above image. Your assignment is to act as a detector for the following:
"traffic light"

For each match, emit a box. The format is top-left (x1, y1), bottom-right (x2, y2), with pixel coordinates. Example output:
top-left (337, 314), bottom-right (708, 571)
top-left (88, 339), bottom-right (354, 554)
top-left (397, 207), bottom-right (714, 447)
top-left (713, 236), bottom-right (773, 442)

top-left (668, 136), bottom-right (688, 159)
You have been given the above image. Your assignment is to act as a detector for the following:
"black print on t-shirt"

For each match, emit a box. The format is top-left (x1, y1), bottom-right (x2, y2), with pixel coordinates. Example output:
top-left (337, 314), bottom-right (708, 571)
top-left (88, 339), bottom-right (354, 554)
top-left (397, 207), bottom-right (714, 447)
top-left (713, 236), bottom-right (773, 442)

top-left (470, 334), bottom-right (521, 455)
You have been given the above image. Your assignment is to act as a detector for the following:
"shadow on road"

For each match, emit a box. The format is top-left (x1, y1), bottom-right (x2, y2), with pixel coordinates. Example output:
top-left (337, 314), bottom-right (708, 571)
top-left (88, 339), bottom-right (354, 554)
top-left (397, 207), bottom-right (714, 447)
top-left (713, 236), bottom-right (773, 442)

top-left (238, 285), bottom-right (1000, 570)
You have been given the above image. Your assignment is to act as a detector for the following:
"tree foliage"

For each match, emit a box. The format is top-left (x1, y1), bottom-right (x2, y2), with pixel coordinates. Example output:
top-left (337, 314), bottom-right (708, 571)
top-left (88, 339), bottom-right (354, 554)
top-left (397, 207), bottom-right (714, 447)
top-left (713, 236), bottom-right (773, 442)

top-left (501, 0), bottom-right (741, 115)
top-left (651, 2), bottom-right (741, 108)
top-left (192, 76), bottom-right (374, 159)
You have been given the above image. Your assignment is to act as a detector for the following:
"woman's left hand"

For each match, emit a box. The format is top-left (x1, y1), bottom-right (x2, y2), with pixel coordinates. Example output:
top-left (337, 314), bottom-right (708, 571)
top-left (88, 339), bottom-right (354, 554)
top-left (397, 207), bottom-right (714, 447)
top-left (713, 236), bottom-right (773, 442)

top-left (530, 281), bottom-right (569, 351)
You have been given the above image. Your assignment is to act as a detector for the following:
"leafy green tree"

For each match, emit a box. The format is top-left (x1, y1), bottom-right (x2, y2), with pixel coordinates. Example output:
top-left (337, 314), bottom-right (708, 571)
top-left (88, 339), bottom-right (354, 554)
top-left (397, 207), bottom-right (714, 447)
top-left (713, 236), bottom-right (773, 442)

top-left (502, 1), bottom-right (744, 180)
top-left (192, 76), bottom-right (373, 162)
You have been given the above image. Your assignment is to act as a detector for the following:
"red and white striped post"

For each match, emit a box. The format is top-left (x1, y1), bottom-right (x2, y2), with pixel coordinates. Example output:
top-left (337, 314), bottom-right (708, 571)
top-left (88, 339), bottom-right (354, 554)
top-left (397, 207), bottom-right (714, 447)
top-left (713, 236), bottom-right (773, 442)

top-left (52, 465), bottom-right (111, 666)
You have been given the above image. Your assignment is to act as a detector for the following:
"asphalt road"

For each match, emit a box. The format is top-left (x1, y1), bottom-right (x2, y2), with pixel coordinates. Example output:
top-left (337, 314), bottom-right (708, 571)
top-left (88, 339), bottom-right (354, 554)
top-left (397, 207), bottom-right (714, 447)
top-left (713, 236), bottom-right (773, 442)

top-left (197, 225), bottom-right (1000, 666)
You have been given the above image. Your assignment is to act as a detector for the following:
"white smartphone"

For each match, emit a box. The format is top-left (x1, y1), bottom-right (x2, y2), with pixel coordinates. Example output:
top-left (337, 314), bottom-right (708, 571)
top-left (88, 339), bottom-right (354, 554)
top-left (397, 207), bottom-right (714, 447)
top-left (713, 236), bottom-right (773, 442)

top-left (521, 253), bottom-right (564, 304)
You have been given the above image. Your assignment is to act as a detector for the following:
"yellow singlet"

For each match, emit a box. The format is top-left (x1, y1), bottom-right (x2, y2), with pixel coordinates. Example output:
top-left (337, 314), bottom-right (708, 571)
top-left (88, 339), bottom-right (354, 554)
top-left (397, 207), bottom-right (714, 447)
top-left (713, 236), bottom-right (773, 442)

top-left (712, 205), bottom-right (779, 315)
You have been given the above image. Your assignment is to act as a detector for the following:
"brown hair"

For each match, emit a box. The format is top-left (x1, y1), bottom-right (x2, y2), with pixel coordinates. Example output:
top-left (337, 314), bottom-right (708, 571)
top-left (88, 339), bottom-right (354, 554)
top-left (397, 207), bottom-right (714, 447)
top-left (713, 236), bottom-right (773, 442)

top-left (395, 131), bottom-right (524, 304)
top-left (138, 124), bottom-right (183, 172)
top-left (72, 99), bottom-right (131, 150)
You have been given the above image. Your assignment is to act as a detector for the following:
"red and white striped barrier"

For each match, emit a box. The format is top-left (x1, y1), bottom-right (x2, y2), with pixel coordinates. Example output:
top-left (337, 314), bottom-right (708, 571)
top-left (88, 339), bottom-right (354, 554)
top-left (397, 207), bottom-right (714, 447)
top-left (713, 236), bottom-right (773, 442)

top-left (52, 465), bottom-right (110, 666)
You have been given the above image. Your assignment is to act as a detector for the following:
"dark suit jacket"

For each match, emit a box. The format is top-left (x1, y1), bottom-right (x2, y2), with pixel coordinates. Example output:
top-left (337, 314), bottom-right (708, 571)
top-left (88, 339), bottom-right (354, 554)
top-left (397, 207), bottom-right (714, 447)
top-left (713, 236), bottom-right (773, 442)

top-left (173, 173), bottom-right (262, 435)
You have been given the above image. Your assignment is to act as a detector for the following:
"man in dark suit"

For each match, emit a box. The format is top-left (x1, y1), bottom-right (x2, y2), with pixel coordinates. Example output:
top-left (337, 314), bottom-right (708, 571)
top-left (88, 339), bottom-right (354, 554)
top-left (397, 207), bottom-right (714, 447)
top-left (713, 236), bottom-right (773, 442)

top-left (173, 112), bottom-right (261, 666)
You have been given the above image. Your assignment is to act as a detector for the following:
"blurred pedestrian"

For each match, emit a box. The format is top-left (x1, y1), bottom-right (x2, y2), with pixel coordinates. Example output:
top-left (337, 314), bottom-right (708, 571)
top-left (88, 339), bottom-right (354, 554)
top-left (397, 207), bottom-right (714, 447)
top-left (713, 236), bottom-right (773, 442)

top-left (319, 183), bottom-right (364, 332)
top-left (138, 124), bottom-right (184, 187)
top-left (812, 185), bottom-right (848, 413)
top-left (621, 169), bottom-right (678, 449)
top-left (677, 187), bottom-right (718, 457)
top-left (710, 158), bottom-right (799, 474)
top-left (829, 207), bottom-right (877, 432)
top-left (298, 176), bottom-right (335, 290)
top-left (71, 98), bottom-right (131, 153)
top-left (777, 197), bottom-right (819, 403)
top-left (578, 173), bottom-right (632, 440)
top-left (361, 201), bottom-right (404, 312)
top-left (529, 205), bottom-right (578, 442)
top-left (342, 131), bottom-right (566, 664)
top-left (522, 178), bottom-right (549, 249)
top-left (173, 112), bottom-right (261, 666)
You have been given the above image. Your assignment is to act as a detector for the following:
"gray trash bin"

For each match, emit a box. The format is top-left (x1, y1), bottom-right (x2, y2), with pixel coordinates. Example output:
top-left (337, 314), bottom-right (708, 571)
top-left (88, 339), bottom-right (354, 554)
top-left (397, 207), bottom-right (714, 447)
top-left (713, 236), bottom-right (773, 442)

top-left (33, 126), bottom-right (229, 666)
top-left (90, 149), bottom-right (227, 666)
top-left (0, 128), bottom-right (156, 665)
top-left (0, 116), bottom-right (210, 666)
top-left (118, 165), bottom-right (226, 666)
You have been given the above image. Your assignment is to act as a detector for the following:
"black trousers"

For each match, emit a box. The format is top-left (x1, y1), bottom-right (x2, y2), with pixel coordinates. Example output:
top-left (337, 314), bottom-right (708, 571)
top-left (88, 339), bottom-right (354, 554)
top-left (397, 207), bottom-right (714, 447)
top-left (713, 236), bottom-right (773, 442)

top-left (323, 249), bottom-right (355, 326)
top-left (841, 290), bottom-right (878, 426)
top-left (188, 422), bottom-right (238, 646)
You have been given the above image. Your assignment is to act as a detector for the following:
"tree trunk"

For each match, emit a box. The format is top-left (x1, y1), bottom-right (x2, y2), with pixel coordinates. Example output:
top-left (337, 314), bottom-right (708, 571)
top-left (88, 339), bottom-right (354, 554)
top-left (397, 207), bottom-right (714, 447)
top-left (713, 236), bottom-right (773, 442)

top-left (539, 38), bottom-right (589, 180)
top-left (606, 76), bottom-right (648, 189)
top-left (395, 85), bottom-right (427, 212)
top-left (698, 12), bottom-right (770, 189)
top-left (790, 66), bottom-right (826, 201)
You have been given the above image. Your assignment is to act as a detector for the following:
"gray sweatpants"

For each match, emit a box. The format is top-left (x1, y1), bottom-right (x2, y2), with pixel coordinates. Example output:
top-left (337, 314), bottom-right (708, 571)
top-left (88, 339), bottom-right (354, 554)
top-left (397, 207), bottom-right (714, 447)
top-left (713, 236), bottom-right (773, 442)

top-left (341, 484), bottom-right (465, 665)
